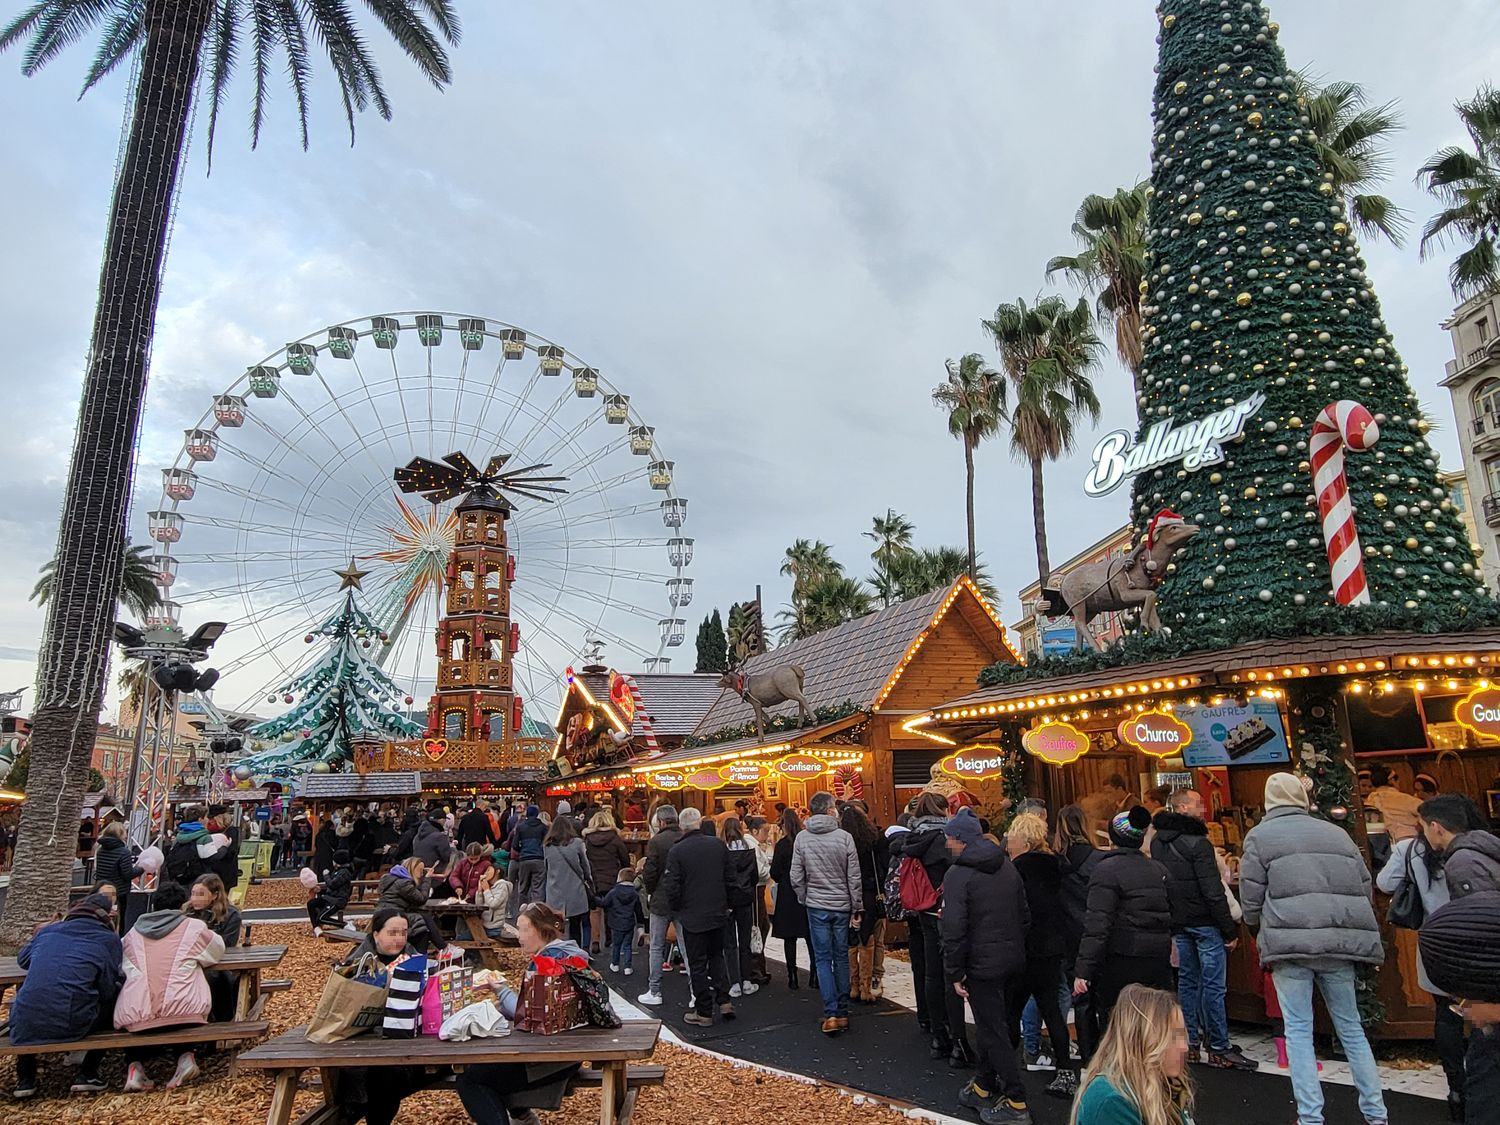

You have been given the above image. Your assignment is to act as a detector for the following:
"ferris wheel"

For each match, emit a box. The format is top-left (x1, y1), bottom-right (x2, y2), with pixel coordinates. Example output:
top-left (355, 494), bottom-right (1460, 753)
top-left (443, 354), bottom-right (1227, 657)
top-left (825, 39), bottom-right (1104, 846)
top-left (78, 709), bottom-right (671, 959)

top-left (141, 311), bottom-right (695, 725)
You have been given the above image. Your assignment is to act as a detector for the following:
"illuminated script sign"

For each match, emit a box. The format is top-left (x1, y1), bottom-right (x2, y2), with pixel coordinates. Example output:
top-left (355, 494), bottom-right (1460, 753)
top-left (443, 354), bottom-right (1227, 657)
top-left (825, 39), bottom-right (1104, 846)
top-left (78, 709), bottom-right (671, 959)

top-left (719, 761), bottom-right (770, 785)
top-left (773, 753), bottom-right (827, 780)
top-left (1084, 392), bottom-right (1265, 497)
top-left (648, 770), bottom-right (685, 791)
top-left (685, 768), bottom-right (730, 790)
top-left (938, 747), bottom-right (1008, 782)
top-left (1117, 710), bottom-right (1194, 759)
top-left (1021, 722), bottom-right (1091, 766)
top-left (1456, 686), bottom-right (1500, 739)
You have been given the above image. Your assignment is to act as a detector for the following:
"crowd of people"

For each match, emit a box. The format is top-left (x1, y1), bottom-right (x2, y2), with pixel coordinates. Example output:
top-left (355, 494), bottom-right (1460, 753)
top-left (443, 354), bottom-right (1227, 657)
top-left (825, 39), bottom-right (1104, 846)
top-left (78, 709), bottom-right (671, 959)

top-left (28, 775), bottom-right (1500, 1125)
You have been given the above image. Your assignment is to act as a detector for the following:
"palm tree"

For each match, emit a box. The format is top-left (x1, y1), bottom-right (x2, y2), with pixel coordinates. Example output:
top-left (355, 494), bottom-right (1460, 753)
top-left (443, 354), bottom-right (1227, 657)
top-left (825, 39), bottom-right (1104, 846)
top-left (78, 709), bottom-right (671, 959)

top-left (778, 539), bottom-right (842, 638)
top-left (32, 543), bottom-right (162, 620)
top-left (985, 296), bottom-right (1105, 591)
top-left (777, 575), bottom-right (873, 641)
top-left (0, 0), bottom-right (460, 945)
top-left (1046, 183), bottom-right (1149, 394)
top-left (865, 511), bottom-right (915, 606)
top-left (932, 355), bottom-right (1004, 582)
top-left (1292, 72), bottom-right (1408, 246)
top-left (881, 546), bottom-right (999, 605)
top-left (1419, 85), bottom-right (1500, 298)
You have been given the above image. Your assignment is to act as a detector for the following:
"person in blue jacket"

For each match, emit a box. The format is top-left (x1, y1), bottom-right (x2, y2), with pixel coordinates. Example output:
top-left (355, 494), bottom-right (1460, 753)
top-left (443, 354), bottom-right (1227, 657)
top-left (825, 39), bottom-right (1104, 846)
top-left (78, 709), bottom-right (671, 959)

top-left (10, 893), bottom-right (125, 1098)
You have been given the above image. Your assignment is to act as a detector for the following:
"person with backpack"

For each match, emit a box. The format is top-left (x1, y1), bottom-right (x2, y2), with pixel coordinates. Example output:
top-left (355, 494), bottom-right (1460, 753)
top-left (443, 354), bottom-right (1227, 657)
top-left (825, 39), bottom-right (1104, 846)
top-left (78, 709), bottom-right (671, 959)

top-left (1149, 788), bottom-right (1256, 1071)
top-left (722, 815), bottom-right (764, 998)
top-left (1380, 804), bottom-right (1462, 1118)
top-left (896, 791), bottom-right (972, 1067)
top-left (880, 821), bottom-right (911, 1006)
top-left (164, 807), bottom-right (224, 888)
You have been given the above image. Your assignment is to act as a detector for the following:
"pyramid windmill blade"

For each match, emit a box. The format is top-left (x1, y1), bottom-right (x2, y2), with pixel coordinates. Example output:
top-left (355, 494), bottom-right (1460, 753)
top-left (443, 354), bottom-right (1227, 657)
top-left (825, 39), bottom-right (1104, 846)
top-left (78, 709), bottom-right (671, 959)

top-left (482, 453), bottom-right (513, 478)
top-left (496, 461), bottom-right (553, 479)
top-left (442, 451), bottom-right (482, 479)
top-left (394, 456), bottom-right (462, 495)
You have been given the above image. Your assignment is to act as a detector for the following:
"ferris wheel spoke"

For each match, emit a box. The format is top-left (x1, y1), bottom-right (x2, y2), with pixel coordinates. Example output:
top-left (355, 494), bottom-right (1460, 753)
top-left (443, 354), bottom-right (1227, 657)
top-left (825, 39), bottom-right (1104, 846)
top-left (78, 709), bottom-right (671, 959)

top-left (277, 383), bottom-right (386, 507)
top-left (528, 503), bottom-right (659, 533)
top-left (467, 353), bottom-right (512, 445)
top-left (314, 366), bottom-right (401, 488)
top-left (210, 432), bottom-right (315, 493)
top-left (173, 570), bottom-right (313, 606)
top-left (525, 537), bottom-right (668, 551)
top-left (448, 347), bottom-right (475, 455)
top-left (169, 549), bottom-right (353, 565)
top-left (348, 353), bottom-right (409, 472)
top-left (491, 364), bottom-right (546, 453)
top-left (499, 377), bottom-right (573, 462)
top-left (190, 473), bottom-right (353, 530)
top-left (535, 561), bottom-right (674, 584)
top-left (528, 409), bottom-right (605, 469)
top-left (234, 402), bottom-right (365, 503)
top-left (543, 435), bottom-right (630, 484)
top-left (518, 574), bottom-right (656, 649)
top-left (187, 514), bottom-right (357, 546)
top-left (386, 348), bottom-right (416, 460)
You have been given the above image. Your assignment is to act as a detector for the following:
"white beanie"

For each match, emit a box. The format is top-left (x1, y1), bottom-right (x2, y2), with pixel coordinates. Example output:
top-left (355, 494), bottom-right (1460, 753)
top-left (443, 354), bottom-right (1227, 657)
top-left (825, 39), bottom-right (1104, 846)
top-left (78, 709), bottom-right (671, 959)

top-left (1264, 771), bottom-right (1310, 811)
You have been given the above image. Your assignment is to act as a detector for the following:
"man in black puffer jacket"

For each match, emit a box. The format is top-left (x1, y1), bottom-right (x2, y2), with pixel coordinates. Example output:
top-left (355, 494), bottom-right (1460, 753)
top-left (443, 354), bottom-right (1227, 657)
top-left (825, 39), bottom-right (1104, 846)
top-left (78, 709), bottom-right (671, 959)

top-left (941, 810), bottom-right (1030, 1124)
top-left (659, 808), bottom-right (735, 1025)
top-left (1074, 806), bottom-right (1172, 1030)
top-left (1150, 789), bottom-right (1255, 1070)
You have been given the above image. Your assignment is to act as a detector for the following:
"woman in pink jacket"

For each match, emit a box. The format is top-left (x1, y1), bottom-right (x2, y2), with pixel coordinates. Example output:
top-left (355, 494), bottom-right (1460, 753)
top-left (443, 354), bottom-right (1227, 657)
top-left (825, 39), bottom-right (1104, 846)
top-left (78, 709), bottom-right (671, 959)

top-left (114, 880), bottom-right (225, 1092)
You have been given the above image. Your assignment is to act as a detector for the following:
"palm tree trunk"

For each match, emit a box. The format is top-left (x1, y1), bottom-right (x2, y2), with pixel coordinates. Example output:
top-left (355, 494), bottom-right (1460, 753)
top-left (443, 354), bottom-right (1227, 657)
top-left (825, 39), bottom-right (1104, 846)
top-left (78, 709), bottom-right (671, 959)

top-left (1030, 455), bottom-right (1051, 591)
top-left (964, 438), bottom-right (977, 579)
top-left (0, 0), bottom-right (210, 948)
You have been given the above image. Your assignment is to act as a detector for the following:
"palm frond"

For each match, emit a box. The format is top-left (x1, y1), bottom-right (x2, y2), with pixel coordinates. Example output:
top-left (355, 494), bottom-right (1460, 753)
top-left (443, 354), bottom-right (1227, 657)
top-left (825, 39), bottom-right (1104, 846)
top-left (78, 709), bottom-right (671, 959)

top-left (362, 0), bottom-right (454, 87)
top-left (79, 1), bottom-right (144, 93)
top-left (271, 0), bottom-right (312, 149)
top-left (1349, 193), bottom-right (1410, 247)
top-left (249, 0), bottom-right (278, 147)
top-left (14, 0), bottom-right (115, 76)
top-left (203, 0), bottom-right (242, 170)
top-left (1450, 240), bottom-right (1500, 300)
top-left (0, 4), bottom-right (52, 57)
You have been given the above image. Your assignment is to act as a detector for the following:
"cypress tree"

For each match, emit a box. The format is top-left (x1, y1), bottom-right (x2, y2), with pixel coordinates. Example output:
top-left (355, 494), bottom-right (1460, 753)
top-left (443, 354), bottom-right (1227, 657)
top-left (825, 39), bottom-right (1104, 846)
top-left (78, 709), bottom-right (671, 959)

top-left (1132, 0), bottom-right (1483, 630)
top-left (694, 609), bottom-right (729, 673)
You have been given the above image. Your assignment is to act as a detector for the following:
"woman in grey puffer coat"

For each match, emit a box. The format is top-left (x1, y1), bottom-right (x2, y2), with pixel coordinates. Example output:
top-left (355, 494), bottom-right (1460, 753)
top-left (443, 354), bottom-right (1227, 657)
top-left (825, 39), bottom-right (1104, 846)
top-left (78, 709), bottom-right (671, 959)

top-left (543, 815), bottom-right (594, 947)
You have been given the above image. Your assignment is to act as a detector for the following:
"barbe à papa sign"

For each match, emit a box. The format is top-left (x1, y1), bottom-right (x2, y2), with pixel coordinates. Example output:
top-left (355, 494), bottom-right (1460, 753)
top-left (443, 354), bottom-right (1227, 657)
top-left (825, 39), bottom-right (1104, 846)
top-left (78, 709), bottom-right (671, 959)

top-left (1084, 392), bottom-right (1266, 497)
top-left (1117, 709), bottom-right (1194, 759)
top-left (938, 746), bottom-right (1009, 782)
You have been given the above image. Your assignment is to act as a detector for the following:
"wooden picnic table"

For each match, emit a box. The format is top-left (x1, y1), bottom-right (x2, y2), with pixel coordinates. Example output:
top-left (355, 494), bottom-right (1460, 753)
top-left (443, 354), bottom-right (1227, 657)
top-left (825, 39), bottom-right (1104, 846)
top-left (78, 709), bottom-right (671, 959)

top-left (428, 899), bottom-right (504, 969)
top-left (0, 944), bottom-right (289, 1023)
top-left (238, 1019), bottom-right (663, 1125)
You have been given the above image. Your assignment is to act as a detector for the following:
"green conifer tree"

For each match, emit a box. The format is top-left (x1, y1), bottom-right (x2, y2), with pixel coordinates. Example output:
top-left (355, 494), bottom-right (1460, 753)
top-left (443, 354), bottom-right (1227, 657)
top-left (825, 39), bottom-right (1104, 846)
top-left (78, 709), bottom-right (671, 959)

top-left (694, 609), bottom-right (729, 673)
top-left (1133, 1), bottom-right (1483, 630)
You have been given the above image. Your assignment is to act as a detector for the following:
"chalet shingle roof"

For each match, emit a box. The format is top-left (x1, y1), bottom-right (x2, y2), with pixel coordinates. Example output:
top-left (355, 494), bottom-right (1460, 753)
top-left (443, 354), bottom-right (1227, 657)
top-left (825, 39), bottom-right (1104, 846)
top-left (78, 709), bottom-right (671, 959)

top-left (632, 712), bottom-right (868, 772)
top-left (576, 672), bottom-right (724, 737)
top-left (692, 587), bottom-right (953, 735)
top-left (300, 771), bottom-right (423, 799)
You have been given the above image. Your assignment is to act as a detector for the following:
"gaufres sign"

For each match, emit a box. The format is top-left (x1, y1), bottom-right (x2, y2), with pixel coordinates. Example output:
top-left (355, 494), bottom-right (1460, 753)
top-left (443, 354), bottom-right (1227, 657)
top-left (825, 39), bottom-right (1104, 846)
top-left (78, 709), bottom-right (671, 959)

top-left (1084, 392), bottom-right (1266, 497)
top-left (1456, 686), bottom-right (1500, 739)
top-left (1021, 722), bottom-right (1091, 766)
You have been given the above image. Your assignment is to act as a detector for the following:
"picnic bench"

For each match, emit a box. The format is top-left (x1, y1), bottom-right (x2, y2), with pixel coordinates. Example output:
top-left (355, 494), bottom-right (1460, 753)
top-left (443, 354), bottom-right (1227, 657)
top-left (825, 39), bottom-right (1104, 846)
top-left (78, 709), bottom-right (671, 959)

top-left (238, 1019), bottom-right (663, 1125)
top-left (428, 900), bottom-right (503, 970)
top-left (0, 944), bottom-right (290, 1023)
top-left (0, 1019), bottom-right (268, 1057)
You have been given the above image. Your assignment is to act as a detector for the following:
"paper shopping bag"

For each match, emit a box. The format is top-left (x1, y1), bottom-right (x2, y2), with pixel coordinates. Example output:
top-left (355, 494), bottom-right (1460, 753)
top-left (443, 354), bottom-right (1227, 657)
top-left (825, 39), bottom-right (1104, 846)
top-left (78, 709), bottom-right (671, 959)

top-left (382, 952), bottom-right (428, 1038)
top-left (513, 955), bottom-right (586, 1035)
top-left (306, 954), bottom-right (389, 1043)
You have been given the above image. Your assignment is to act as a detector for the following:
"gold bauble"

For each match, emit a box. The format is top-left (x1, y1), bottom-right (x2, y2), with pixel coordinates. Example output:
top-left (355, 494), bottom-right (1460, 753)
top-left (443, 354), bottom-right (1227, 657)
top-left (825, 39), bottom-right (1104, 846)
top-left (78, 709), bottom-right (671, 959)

top-left (1226, 209), bottom-right (1239, 221)
top-left (1288, 416), bottom-right (1303, 428)
top-left (1244, 487), bottom-right (1258, 500)
top-left (1318, 182), bottom-right (1334, 196)
top-left (1174, 80), bottom-right (1188, 96)
top-left (1417, 419), bottom-right (1431, 434)
top-left (1247, 111), bottom-right (1264, 128)
top-left (1298, 460), bottom-right (1310, 472)
top-left (1162, 13), bottom-right (1177, 28)
top-left (1333, 222), bottom-right (1348, 235)
top-left (1270, 21), bottom-right (1280, 33)
top-left (1140, 279), bottom-right (1150, 295)
top-left (1188, 212), bottom-right (1203, 226)
top-left (1236, 292), bottom-right (1252, 307)
top-left (1373, 492), bottom-right (1388, 509)
top-left (1405, 537), bottom-right (1420, 550)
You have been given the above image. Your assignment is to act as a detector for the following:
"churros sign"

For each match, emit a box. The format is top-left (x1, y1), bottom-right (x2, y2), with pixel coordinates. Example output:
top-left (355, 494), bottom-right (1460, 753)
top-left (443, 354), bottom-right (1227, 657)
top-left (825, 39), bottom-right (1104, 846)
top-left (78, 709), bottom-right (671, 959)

top-left (1021, 722), bottom-right (1091, 766)
top-left (938, 746), bottom-right (1009, 782)
top-left (1456, 686), bottom-right (1500, 739)
top-left (1116, 710), bottom-right (1194, 759)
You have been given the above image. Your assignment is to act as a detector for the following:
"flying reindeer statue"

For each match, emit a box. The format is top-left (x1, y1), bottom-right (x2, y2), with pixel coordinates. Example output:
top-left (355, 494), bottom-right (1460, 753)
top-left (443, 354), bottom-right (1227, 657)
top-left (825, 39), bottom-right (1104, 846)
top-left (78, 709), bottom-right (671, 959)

top-left (1036, 509), bottom-right (1199, 652)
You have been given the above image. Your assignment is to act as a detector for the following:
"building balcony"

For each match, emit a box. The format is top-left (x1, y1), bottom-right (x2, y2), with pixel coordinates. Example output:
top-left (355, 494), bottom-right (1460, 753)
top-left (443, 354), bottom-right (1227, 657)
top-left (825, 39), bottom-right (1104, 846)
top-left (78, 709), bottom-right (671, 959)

top-left (1483, 493), bottom-right (1500, 528)
top-left (437, 658), bottom-right (513, 690)
top-left (355, 737), bottom-right (551, 775)
top-left (1446, 340), bottom-right (1500, 381)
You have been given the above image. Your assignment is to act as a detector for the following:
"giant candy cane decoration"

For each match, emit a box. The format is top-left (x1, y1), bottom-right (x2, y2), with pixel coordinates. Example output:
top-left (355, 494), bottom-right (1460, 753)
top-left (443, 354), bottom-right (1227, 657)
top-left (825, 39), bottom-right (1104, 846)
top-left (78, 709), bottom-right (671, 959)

top-left (1309, 400), bottom-right (1380, 606)
top-left (621, 674), bottom-right (660, 755)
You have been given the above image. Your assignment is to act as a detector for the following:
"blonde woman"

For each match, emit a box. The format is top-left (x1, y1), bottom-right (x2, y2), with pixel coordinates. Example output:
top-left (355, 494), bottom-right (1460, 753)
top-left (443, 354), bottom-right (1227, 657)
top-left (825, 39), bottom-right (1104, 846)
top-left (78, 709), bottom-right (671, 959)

top-left (1071, 984), bottom-right (1195, 1125)
top-left (1006, 811), bottom-right (1078, 1099)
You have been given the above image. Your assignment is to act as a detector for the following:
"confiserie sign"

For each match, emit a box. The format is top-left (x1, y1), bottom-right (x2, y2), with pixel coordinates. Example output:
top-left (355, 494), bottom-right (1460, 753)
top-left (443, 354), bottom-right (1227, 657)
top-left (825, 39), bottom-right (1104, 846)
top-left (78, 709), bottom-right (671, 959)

top-left (1117, 710), bottom-right (1194, 759)
top-left (1021, 722), bottom-right (1091, 766)
top-left (938, 746), bottom-right (1008, 781)
top-left (647, 770), bottom-right (685, 791)
top-left (773, 753), bottom-right (828, 780)
top-left (719, 760), bottom-right (770, 785)
top-left (1455, 686), bottom-right (1500, 739)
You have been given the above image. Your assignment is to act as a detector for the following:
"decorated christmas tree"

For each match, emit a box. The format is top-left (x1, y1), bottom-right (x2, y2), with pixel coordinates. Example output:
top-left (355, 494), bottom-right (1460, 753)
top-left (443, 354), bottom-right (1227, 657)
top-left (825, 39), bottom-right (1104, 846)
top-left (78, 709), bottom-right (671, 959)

top-left (1130, 0), bottom-right (1486, 630)
top-left (241, 566), bottom-right (421, 777)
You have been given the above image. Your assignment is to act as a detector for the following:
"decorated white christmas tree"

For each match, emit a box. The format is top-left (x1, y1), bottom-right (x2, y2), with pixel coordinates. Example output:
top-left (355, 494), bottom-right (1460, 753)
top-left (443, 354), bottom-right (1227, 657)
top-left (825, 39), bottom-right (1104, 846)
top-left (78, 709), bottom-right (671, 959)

top-left (241, 562), bottom-right (421, 777)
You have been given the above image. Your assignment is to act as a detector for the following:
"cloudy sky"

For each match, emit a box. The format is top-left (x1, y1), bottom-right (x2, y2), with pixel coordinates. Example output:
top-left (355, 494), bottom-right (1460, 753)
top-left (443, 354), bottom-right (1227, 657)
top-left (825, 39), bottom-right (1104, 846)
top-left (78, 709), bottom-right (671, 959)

top-left (2, 1), bottom-right (1498, 719)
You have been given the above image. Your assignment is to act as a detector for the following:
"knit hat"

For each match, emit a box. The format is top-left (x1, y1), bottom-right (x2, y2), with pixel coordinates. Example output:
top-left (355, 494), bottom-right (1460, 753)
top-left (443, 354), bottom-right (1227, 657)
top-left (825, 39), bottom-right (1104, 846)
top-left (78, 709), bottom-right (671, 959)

top-left (526, 804), bottom-right (539, 817)
top-left (66, 893), bottom-right (114, 925)
top-left (1264, 772), bottom-right (1310, 811)
top-left (1108, 806), bottom-right (1152, 849)
top-left (557, 800), bottom-right (572, 815)
top-left (944, 808), bottom-right (983, 845)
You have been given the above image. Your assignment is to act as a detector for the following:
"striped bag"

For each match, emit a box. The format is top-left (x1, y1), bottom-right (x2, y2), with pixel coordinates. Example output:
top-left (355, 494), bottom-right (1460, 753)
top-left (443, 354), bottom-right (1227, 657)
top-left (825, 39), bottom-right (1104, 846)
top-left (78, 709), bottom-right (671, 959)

top-left (382, 953), bottom-right (428, 1038)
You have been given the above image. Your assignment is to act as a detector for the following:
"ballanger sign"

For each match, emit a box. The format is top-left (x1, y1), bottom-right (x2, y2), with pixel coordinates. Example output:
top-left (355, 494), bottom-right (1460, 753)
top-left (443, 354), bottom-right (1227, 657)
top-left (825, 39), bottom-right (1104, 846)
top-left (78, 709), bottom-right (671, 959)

top-left (1084, 392), bottom-right (1266, 497)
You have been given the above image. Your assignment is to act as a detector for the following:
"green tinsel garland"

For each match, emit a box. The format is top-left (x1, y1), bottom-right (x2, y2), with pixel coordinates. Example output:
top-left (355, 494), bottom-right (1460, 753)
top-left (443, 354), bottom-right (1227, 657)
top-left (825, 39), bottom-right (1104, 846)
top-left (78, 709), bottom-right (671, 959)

top-left (679, 700), bottom-right (863, 750)
top-left (979, 600), bottom-right (1500, 690)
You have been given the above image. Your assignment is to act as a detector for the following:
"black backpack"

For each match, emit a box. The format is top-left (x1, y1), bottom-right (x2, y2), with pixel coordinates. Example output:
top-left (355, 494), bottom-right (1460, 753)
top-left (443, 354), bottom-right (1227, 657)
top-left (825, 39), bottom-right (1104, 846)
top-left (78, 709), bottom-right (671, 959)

top-left (164, 840), bottom-right (207, 886)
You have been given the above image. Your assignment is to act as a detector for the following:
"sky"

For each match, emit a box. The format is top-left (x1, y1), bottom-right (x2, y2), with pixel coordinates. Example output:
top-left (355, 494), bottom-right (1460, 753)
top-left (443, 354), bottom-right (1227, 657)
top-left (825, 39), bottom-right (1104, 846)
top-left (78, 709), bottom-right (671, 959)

top-left (1, 0), bottom-right (1498, 721)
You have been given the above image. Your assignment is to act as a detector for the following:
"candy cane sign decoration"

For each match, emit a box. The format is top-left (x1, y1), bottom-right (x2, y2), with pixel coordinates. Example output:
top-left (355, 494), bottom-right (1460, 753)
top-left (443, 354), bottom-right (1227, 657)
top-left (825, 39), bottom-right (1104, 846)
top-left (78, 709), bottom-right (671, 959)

top-left (1309, 400), bottom-right (1380, 606)
top-left (621, 673), bottom-right (660, 754)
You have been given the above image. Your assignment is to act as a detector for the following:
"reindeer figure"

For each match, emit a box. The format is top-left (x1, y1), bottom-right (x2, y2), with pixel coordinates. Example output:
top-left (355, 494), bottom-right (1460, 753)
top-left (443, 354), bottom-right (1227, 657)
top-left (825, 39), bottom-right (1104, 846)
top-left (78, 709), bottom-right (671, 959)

top-left (720, 666), bottom-right (816, 740)
top-left (1037, 510), bottom-right (1199, 652)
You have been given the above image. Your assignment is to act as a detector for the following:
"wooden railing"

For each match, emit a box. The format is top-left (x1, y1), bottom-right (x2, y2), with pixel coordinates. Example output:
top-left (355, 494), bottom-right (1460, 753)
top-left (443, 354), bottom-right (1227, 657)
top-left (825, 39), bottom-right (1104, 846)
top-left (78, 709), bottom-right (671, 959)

top-left (436, 658), bottom-right (512, 690)
top-left (355, 737), bottom-right (552, 775)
